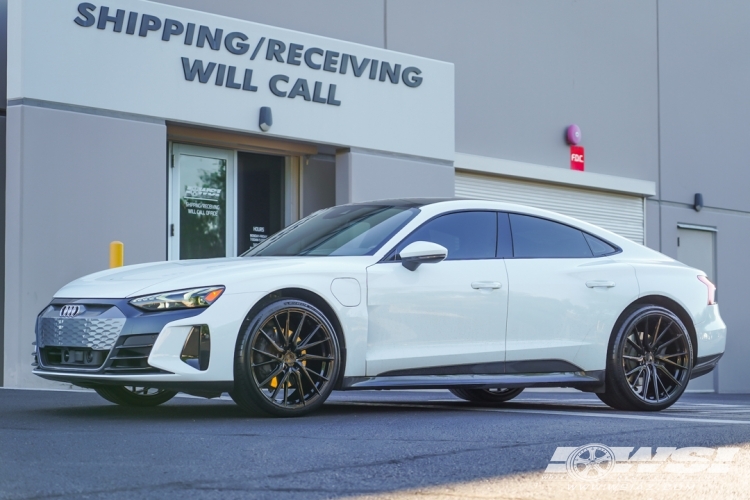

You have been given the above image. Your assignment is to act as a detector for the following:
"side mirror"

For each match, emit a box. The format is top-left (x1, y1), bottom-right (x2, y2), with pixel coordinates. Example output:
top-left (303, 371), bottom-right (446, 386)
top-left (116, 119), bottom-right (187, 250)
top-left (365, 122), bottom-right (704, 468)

top-left (399, 241), bottom-right (448, 271)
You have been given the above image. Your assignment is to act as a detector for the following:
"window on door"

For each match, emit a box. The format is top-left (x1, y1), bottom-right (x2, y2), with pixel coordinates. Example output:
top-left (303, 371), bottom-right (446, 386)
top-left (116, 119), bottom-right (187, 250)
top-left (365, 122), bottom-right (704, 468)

top-left (394, 211), bottom-right (498, 260)
top-left (169, 144), bottom-right (294, 260)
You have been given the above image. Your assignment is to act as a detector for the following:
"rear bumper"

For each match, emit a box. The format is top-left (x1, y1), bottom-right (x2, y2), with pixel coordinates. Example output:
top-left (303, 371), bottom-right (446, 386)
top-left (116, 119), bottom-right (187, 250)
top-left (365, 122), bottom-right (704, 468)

top-left (691, 353), bottom-right (723, 380)
top-left (694, 304), bottom-right (726, 358)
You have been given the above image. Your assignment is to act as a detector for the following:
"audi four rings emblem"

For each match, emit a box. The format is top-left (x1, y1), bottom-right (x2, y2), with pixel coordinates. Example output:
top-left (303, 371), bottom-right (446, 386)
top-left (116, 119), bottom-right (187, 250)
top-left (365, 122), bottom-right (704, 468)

top-left (59, 305), bottom-right (85, 317)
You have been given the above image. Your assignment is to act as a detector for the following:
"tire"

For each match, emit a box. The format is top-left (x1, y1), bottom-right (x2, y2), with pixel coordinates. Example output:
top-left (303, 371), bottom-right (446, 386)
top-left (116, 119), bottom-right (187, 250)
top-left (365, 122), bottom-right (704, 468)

top-left (94, 386), bottom-right (177, 407)
top-left (231, 299), bottom-right (341, 417)
top-left (449, 387), bottom-right (524, 403)
top-left (599, 305), bottom-right (693, 411)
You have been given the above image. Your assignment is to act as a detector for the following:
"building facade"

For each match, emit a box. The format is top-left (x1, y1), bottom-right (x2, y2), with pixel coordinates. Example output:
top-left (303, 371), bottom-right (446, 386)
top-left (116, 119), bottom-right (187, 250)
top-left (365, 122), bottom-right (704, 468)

top-left (2, 0), bottom-right (749, 393)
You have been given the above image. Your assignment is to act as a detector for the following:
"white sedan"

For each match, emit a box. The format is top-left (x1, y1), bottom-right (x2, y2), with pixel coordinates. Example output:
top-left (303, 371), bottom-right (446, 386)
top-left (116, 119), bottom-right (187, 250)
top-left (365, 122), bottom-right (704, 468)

top-left (34, 199), bottom-right (726, 416)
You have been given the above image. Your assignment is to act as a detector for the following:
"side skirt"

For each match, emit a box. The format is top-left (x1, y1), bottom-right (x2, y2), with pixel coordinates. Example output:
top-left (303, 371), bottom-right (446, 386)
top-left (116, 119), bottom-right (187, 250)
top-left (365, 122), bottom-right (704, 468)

top-left (341, 371), bottom-right (605, 392)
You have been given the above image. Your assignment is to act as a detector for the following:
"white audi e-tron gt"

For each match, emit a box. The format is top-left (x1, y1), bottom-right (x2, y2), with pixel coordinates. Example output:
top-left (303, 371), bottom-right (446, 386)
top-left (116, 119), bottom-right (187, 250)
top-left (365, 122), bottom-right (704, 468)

top-left (34, 199), bottom-right (726, 416)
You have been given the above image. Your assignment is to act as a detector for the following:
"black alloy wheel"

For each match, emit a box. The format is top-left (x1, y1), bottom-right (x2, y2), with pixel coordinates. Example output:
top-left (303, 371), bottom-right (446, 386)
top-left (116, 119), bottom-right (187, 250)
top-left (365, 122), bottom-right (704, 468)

top-left (598, 305), bottom-right (693, 411)
top-left (94, 386), bottom-right (177, 407)
top-left (231, 299), bottom-right (341, 417)
top-left (449, 387), bottom-right (524, 403)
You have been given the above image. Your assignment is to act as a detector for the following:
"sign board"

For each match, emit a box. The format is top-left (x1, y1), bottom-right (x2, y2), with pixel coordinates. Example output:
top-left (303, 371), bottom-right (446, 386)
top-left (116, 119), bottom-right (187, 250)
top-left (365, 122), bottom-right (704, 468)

top-left (7, 0), bottom-right (455, 161)
top-left (570, 145), bottom-right (585, 171)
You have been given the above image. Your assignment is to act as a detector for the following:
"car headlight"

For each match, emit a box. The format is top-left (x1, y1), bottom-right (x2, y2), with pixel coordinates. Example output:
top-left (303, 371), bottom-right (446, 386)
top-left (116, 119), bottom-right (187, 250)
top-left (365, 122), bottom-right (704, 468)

top-left (129, 286), bottom-right (225, 311)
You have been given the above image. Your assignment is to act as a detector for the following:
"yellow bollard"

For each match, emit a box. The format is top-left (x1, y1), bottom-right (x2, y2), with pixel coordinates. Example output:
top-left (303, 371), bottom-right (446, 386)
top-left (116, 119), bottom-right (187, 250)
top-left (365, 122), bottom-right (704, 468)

top-left (109, 241), bottom-right (124, 268)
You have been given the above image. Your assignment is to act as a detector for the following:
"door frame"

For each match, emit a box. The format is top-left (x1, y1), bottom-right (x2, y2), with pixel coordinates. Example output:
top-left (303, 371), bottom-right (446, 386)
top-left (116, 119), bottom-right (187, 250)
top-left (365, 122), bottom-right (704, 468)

top-left (168, 142), bottom-right (304, 260)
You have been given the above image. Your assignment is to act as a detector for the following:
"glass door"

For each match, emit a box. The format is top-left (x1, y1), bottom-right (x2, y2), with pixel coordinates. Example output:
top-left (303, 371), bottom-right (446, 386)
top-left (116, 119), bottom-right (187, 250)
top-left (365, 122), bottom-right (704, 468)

top-left (169, 144), bottom-right (235, 260)
top-left (236, 152), bottom-right (287, 255)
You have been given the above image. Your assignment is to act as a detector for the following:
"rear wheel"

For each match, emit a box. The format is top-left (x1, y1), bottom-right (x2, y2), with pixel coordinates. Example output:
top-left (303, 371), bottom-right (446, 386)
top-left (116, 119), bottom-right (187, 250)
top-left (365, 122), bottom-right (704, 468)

top-left (94, 386), bottom-right (177, 407)
top-left (449, 387), bottom-right (524, 403)
top-left (231, 299), bottom-right (341, 417)
top-left (599, 305), bottom-right (693, 411)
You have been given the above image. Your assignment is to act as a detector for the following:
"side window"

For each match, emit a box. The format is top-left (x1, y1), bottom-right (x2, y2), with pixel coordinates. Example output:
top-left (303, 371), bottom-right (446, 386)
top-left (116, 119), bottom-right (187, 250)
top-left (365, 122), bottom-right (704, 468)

top-left (584, 233), bottom-right (618, 257)
top-left (397, 211), bottom-right (497, 260)
top-left (509, 214), bottom-right (593, 258)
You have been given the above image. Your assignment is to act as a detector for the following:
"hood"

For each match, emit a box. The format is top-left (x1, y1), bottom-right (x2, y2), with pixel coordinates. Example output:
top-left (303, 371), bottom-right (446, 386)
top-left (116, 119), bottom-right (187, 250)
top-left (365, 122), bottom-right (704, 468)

top-left (54, 257), bottom-right (319, 299)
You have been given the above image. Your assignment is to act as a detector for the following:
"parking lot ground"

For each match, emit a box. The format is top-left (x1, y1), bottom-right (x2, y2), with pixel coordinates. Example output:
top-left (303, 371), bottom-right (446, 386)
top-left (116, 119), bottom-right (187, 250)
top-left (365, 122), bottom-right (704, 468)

top-left (2, 387), bottom-right (750, 500)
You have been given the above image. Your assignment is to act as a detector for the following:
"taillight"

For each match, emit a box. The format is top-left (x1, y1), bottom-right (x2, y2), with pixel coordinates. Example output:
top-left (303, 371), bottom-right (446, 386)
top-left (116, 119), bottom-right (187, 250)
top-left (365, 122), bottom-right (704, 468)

top-left (697, 275), bottom-right (716, 305)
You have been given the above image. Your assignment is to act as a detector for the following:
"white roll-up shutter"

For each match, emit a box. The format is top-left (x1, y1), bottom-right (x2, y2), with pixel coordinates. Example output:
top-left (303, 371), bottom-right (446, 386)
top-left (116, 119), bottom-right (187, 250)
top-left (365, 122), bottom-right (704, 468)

top-left (455, 171), bottom-right (645, 244)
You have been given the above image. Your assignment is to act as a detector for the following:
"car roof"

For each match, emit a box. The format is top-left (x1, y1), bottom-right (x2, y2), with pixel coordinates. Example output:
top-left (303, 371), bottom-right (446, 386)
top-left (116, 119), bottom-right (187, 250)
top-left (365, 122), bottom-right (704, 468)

top-left (347, 198), bottom-right (460, 208)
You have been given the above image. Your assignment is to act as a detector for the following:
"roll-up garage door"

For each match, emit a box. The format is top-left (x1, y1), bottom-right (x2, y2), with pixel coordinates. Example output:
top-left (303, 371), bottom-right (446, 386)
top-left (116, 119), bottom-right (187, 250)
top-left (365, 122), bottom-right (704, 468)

top-left (455, 171), bottom-right (645, 244)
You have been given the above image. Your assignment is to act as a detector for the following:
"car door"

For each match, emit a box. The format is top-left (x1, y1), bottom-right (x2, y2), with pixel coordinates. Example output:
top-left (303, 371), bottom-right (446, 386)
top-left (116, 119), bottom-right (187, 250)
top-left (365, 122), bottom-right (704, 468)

top-left (365, 211), bottom-right (510, 376)
top-left (503, 213), bottom-right (640, 372)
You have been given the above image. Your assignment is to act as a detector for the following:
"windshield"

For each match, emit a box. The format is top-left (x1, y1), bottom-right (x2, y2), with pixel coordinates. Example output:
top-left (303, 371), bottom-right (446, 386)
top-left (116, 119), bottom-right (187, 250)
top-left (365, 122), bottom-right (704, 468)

top-left (243, 205), bottom-right (420, 257)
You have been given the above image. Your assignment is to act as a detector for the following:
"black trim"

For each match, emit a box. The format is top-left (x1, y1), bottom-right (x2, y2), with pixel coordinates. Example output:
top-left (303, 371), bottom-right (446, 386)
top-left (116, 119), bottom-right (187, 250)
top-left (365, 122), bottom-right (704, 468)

top-left (691, 353), bottom-right (723, 379)
top-left (341, 370), bottom-right (605, 391)
top-left (380, 209), bottom-right (622, 264)
top-left (378, 359), bottom-right (583, 377)
top-left (33, 372), bottom-right (234, 395)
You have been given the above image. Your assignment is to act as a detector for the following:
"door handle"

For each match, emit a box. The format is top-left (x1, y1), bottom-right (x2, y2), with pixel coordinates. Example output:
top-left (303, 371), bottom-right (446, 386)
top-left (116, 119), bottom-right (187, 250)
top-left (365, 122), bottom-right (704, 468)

top-left (471, 281), bottom-right (502, 290)
top-left (586, 280), bottom-right (616, 288)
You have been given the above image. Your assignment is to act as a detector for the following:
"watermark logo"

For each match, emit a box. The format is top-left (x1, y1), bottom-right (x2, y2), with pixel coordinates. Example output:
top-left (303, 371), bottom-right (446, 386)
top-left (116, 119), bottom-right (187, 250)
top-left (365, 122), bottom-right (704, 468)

top-left (565, 444), bottom-right (616, 481)
top-left (546, 445), bottom-right (739, 480)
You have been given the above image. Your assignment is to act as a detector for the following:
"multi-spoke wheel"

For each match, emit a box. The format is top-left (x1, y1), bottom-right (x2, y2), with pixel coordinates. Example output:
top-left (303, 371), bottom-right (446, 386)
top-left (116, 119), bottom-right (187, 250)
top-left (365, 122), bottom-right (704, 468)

top-left (449, 387), bottom-right (524, 403)
top-left (598, 305), bottom-right (693, 411)
top-left (94, 386), bottom-right (177, 407)
top-left (231, 299), bottom-right (341, 417)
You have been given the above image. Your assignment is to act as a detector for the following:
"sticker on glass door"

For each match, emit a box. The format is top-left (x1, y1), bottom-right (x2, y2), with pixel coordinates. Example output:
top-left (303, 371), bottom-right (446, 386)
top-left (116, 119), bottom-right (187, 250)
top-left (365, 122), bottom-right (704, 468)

top-left (170, 144), bottom-right (235, 260)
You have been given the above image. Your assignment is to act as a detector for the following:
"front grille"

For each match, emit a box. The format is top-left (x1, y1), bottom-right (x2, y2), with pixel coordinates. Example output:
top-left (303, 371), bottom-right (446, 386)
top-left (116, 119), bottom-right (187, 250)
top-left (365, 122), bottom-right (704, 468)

top-left (39, 318), bottom-right (125, 350)
top-left (105, 334), bottom-right (164, 374)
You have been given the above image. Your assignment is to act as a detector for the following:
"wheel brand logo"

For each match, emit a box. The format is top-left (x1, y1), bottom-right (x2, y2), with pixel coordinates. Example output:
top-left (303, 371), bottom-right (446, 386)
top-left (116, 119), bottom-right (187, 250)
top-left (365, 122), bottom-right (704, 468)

top-left (565, 444), bottom-right (616, 481)
top-left (59, 305), bottom-right (85, 318)
top-left (546, 444), bottom-right (740, 480)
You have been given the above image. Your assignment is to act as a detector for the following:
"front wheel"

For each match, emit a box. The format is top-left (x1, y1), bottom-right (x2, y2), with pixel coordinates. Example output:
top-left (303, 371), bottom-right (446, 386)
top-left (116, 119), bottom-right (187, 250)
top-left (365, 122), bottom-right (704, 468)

top-left (94, 386), bottom-right (177, 407)
top-left (599, 305), bottom-right (693, 411)
top-left (231, 299), bottom-right (341, 417)
top-left (449, 387), bottom-right (524, 403)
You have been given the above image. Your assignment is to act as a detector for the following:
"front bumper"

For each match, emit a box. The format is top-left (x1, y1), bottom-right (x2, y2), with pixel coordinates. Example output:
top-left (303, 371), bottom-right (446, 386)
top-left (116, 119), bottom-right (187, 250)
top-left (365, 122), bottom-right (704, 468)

top-left (32, 292), bottom-right (263, 388)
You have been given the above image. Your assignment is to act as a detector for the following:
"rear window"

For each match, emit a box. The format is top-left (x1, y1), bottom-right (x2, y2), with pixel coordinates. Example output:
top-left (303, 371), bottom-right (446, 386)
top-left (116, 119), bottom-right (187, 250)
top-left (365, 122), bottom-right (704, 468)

top-left (509, 214), bottom-right (593, 258)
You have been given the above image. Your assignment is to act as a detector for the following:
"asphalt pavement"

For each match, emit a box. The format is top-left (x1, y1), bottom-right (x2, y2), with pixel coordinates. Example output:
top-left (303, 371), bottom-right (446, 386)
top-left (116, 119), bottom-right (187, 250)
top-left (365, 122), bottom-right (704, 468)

top-left (2, 387), bottom-right (750, 500)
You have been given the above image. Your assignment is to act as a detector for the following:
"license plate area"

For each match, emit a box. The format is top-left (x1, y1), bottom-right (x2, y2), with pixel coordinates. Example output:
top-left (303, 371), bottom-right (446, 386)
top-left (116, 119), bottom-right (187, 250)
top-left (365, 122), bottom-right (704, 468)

top-left (41, 347), bottom-right (108, 369)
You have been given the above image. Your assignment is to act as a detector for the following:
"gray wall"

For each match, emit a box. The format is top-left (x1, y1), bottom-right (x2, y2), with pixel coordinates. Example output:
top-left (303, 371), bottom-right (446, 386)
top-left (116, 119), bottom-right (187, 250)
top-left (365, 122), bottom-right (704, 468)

top-left (658, 0), bottom-right (750, 213)
top-left (0, 0), bottom-right (6, 109)
top-left (3, 105), bottom-right (167, 388)
top-left (153, 0), bottom-right (386, 47)
top-left (335, 151), bottom-right (455, 205)
top-left (0, 0), bottom-right (6, 385)
top-left (302, 155), bottom-right (336, 217)
top-left (0, 115), bottom-right (4, 385)
top-left (387, 0), bottom-right (659, 183)
top-left (654, 1), bottom-right (750, 392)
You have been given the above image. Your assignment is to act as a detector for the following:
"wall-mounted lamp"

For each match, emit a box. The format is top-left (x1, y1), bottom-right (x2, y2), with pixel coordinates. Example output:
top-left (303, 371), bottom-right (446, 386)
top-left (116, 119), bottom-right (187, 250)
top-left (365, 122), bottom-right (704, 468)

top-left (566, 124), bottom-right (582, 145)
top-left (259, 106), bottom-right (273, 132)
top-left (694, 193), bottom-right (704, 212)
